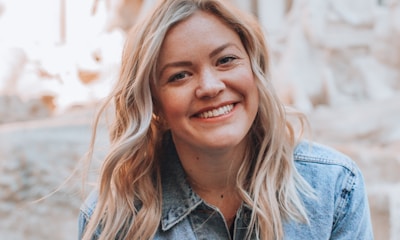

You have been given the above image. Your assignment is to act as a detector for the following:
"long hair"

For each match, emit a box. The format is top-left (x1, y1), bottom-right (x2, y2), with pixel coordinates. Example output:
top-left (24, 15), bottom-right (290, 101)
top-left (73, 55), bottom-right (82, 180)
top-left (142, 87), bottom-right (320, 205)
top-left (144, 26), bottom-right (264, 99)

top-left (82, 0), bottom-right (314, 239)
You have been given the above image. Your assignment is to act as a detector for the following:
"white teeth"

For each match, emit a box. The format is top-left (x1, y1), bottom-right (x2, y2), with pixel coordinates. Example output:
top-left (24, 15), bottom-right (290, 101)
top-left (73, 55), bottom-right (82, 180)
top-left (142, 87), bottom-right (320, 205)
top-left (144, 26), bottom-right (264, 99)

top-left (198, 104), bottom-right (234, 119)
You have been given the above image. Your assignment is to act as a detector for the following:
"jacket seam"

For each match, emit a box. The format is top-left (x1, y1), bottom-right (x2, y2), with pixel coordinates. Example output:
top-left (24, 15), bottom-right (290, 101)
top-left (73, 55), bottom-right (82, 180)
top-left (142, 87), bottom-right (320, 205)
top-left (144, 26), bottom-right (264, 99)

top-left (294, 154), bottom-right (356, 174)
top-left (332, 170), bottom-right (356, 228)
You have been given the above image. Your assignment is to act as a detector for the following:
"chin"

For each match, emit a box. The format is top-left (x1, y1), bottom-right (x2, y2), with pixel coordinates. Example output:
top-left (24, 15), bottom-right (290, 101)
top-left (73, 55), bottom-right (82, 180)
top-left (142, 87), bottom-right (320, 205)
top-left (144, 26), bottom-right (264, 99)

top-left (202, 134), bottom-right (246, 150)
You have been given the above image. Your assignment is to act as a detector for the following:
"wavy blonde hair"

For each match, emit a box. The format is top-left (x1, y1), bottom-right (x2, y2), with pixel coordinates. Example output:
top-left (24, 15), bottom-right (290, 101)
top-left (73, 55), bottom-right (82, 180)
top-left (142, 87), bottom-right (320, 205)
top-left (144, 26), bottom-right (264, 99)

top-left (82, 0), bottom-right (314, 239)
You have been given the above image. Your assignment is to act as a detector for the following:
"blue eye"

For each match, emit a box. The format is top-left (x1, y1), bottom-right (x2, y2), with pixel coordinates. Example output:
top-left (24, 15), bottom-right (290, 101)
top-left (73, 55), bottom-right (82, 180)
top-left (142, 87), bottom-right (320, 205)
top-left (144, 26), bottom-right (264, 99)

top-left (168, 72), bottom-right (190, 82)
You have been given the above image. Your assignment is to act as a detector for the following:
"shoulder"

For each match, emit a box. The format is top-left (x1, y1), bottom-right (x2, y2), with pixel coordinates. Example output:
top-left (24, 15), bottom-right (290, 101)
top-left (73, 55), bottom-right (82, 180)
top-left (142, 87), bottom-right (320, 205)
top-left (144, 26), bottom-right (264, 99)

top-left (80, 188), bottom-right (99, 220)
top-left (292, 141), bottom-right (366, 214)
top-left (78, 188), bottom-right (99, 239)
top-left (293, 141), bottom-right (366, 224)
top-left (294, 141), bottom-right (357, 172)
top-left (287, 141), bottom-right (373, 239)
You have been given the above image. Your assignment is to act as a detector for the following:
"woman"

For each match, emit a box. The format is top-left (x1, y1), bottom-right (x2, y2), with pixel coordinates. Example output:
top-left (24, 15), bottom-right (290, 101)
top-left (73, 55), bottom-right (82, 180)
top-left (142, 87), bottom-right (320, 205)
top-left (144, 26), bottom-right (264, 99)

top-left (78, 0), bottom-right (373, 239)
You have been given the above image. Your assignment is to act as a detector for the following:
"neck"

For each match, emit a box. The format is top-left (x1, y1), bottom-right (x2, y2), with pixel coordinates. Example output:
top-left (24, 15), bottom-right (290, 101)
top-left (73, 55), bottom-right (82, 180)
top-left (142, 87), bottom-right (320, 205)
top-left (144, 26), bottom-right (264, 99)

top-left (173, 139), bottom-right (248, 228)
top-left (174, 139), bottom-right (248, 213)
top-left (178, 143), bottom-right (246, 192)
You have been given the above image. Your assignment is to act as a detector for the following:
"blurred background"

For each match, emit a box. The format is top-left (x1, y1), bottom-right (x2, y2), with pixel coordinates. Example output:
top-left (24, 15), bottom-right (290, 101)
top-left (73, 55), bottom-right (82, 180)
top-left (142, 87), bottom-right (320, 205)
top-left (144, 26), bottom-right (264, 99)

top-left (0, 0), bottom-right (399, 239)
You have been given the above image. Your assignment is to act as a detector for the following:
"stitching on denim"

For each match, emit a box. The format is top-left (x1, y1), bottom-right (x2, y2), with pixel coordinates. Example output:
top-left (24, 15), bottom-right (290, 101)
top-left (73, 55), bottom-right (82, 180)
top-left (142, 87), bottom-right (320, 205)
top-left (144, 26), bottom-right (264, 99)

top-left (332, 170), bottom-right (356, 229)
top-left (294, 154), bottom-right (356, 174)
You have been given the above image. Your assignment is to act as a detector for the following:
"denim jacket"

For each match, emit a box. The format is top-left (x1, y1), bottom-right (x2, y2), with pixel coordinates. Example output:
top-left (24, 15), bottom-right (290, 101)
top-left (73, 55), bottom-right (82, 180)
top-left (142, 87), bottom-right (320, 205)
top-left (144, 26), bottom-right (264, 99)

top-left (78, 140), bottom-right (373, 239)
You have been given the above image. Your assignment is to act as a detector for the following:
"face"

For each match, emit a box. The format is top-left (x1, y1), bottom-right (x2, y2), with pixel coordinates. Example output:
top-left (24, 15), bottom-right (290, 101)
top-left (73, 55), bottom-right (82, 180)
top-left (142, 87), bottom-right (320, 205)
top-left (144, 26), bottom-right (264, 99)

top-left (154, 11), bottom-right (259, 154)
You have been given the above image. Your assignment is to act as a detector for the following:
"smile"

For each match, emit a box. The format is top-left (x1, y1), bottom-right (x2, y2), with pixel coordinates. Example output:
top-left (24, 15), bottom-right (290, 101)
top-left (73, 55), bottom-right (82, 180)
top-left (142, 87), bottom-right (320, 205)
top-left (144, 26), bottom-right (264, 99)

top-left (197, 104), bottom-right (234, 119)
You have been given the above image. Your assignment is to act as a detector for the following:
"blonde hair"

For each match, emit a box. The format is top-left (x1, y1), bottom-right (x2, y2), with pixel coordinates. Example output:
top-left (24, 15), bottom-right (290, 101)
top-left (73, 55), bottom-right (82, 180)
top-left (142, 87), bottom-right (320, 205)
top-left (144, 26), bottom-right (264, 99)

top-left (82, 0), bottom-right (314, 239)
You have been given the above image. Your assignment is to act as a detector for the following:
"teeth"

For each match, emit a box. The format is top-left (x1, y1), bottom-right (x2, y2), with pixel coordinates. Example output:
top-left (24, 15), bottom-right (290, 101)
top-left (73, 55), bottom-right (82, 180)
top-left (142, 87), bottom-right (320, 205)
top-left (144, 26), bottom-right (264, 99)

top-left (198, 104), bottom-right (234, 119)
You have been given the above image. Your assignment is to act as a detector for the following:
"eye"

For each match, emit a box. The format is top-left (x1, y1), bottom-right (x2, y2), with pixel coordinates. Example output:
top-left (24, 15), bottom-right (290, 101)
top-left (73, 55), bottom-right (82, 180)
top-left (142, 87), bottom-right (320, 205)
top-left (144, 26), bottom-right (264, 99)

top-left (168, 71), bottom-right (191, 82)
top-left (217, 56), bottom-right (237, 65)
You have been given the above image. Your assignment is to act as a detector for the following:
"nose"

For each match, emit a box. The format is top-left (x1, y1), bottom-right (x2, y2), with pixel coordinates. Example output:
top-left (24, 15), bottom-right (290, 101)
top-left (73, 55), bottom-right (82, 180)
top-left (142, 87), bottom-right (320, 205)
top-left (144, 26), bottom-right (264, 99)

top-left (195, 69), bottom-right (225, 99)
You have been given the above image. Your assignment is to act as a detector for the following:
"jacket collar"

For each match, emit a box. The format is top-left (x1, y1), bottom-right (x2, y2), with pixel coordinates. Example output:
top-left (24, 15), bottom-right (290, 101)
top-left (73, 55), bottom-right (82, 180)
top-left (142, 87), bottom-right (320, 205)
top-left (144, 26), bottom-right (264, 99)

top-left (160, 134), bottom-right (203, 231)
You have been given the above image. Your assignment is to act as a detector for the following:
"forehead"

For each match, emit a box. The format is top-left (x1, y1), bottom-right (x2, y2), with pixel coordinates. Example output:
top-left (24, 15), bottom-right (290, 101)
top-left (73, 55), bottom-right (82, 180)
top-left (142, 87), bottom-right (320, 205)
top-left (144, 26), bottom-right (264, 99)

top-left (159, 11), bottom-right (242, 58)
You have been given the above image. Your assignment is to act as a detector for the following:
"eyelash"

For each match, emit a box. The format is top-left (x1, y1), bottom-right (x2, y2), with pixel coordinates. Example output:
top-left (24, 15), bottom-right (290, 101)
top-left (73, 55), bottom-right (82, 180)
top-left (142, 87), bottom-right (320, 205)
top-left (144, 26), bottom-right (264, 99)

top-left (168, 71), bottom-right (191, 82)
top-left (166, 55), bottom-right (239, 82)
top-left (217, 55), bottom-right (237, 65)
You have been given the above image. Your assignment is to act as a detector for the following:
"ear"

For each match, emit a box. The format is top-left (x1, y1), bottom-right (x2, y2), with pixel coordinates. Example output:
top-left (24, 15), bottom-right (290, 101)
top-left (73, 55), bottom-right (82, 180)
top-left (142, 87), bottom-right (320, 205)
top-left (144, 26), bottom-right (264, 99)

top-left (152, 97), bottom-right (169, 130)
top-left (150, 79), bottom-right (170, 129)
top-left (152, 95), bottom-right (161, 116)
top-left (152, 113), bottom-right (169, 131)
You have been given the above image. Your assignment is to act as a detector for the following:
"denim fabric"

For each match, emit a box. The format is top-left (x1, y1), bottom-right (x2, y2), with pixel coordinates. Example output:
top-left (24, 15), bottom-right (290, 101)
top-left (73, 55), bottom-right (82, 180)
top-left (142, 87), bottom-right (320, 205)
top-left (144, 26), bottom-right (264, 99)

top-left (78, 140), bottom-right (374, 239)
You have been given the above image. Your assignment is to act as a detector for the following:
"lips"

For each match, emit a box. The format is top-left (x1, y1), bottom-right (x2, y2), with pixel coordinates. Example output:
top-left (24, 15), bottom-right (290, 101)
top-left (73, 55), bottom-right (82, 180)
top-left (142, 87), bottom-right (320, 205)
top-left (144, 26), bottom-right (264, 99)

top-left (196, 104), bottom-right (234, 119)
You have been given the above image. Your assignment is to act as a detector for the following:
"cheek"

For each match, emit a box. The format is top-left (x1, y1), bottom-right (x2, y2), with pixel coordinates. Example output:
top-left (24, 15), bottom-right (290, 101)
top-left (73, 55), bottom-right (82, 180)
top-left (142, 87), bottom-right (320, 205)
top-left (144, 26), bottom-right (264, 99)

top-left (236, 69), bottom-right (258, 94)
top-left (240, 70), bottom-right (259, 109)
top-left (159, 91), bottom-right (189, 121)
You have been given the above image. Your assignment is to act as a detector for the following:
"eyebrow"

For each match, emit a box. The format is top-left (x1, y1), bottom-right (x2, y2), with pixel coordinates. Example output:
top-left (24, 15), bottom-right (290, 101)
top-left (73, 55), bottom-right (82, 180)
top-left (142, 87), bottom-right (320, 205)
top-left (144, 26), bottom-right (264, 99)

top-left (209, 43), bottom-right (235, 58)
top-left (159, 61), bottom-right (193, 78)
top-left (159, 43), bottom-right (237, 77)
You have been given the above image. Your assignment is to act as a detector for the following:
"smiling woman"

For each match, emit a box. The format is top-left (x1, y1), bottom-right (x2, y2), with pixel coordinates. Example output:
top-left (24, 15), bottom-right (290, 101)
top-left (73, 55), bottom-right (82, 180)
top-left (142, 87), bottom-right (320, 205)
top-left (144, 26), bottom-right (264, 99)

top-left (155, 11), bottom-right (259, 153)
top-left (78, 0), bottom-right (373, 239)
